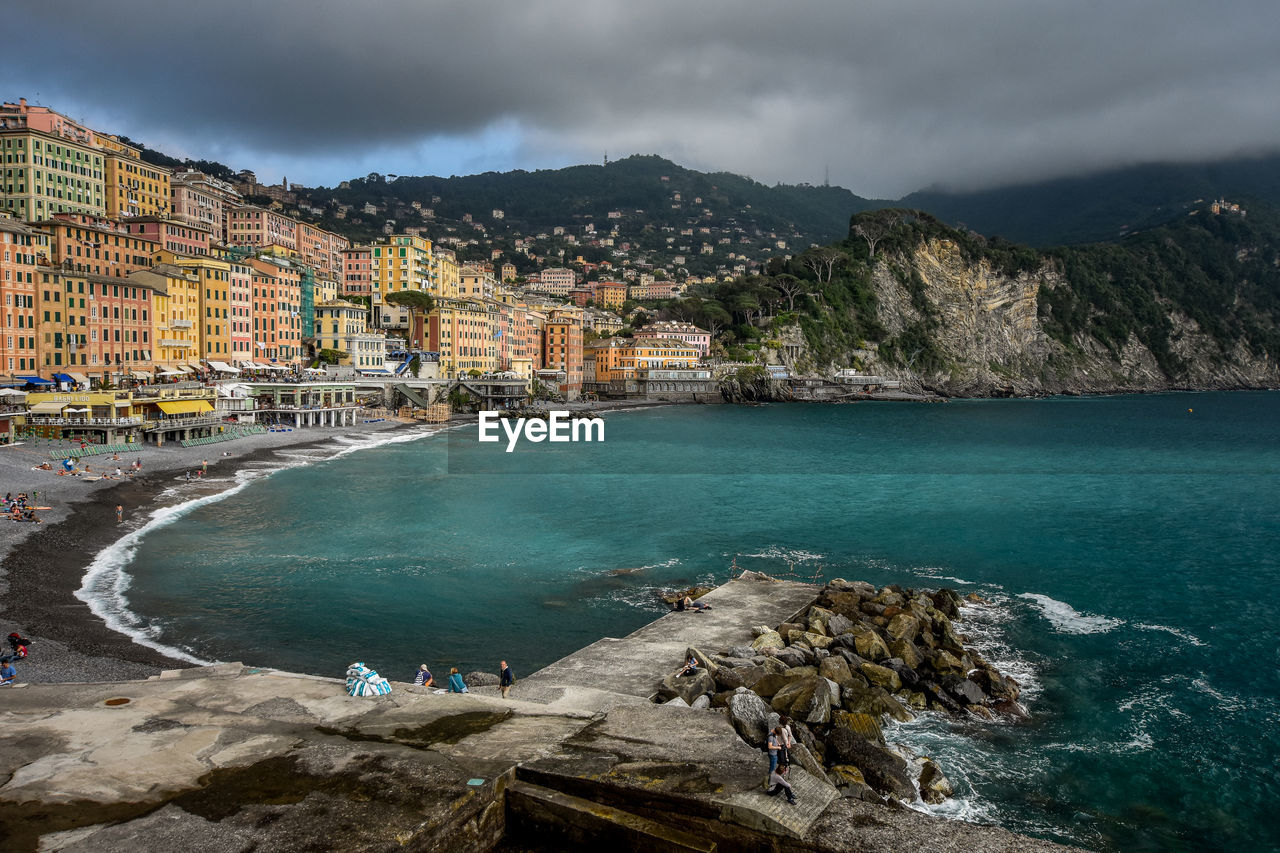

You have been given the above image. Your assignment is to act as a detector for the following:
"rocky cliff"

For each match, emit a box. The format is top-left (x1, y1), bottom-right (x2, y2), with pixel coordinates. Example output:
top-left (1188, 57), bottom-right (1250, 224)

top-left (769, 207), bottom-right (1280, 397)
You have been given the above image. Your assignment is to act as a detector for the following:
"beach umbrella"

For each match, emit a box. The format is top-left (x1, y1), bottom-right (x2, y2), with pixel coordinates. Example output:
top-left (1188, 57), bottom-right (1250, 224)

top-left (0, 389), bottom-right (26, 397)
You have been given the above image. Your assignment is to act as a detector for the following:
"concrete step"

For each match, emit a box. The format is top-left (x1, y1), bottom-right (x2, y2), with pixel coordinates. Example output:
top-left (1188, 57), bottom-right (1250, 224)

top-left (506, 780), bottom-right (717, 853)
top-left (718, 767), bottom-right (840, 839)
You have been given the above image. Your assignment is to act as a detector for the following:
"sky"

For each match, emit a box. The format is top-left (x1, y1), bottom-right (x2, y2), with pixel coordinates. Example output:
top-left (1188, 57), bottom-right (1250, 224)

top-left (5, 1), bottom-right (1279, 198)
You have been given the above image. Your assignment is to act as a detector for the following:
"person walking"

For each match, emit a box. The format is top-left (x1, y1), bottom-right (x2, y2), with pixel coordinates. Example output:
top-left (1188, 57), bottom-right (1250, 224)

top-left (115, 504), bottom-right (123, 524)
top-left (499, 660), bottom-right (515, 698)
top-left (766, 724), bottom-right (785, 779)
top-left (201, 459), bottom-right (208, 474)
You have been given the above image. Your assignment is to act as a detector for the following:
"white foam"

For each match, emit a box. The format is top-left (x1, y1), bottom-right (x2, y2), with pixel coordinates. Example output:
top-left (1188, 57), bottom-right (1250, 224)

top-left (738, 546), bottom-right (825, 563)
top-left (1017, 593), bottom-right (1123, 635)
top-left (1134, 622), bottom-right (1207, 647)
top-left (912, 565), bottom-right (977, 586)
top-left (75, 426), bottom-right (442, 665)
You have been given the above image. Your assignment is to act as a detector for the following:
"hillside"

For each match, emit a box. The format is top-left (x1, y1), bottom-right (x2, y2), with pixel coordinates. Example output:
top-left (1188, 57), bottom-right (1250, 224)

top-left (901, 154), bottom-right (1280, 246)
top-left (671, 203), bottom-right (1280, 396)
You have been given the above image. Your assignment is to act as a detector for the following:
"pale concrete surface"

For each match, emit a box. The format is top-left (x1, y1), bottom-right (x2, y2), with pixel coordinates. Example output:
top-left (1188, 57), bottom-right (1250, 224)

top-left (518, 573), bottom-right (818, 711)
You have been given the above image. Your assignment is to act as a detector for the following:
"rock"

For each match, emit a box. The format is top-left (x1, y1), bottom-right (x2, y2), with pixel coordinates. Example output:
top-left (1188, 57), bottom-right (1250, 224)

top-left (922, 682), bottom-right (963, 715)
top-left (727, 645), bottom-right (756, 660)
top-left (831, 711), bottom-right (885, 745)
top-left (713, 667), bottom-right (746, 692)
top-left (842, 685), bottom-right (915, 722)
top-left (751, 673), bottom-right (789, 699)
top-left (730, 664), bottom-right (765, 689)
top-left (789, 742), bottom-right (834, 787)
top-left (886, 613), bottom-right (920, 642)
top-left (770, 676), bottom-right (834, 725)
top-left (859, 663), bottom-right (902, 692)
top-left (824, 678), bottom-right (842, 706)
top-left (905, 691), bottom-right (927, 710)
top-left (823, 728), bottom-right (916, 800)
top-left (889, 638), bottom-right (923, 670)
top-left (663, 696), bottom-right (690, 707)
top-left (463, 671), bottom-right (500, 688)
top-left (965, 592), bottom-right (987, 603)
top-left (690, 694), bottom-right (711, 710)
top-left (853, 630), bottom-right (892, 661)
top-left (751, 625), bottom-right (774, 638)
top-left (967, 705), bottom-right (996, 721)
top-left (860, 601), bottom-right (886, 617)
top-left (993, 699), bottom-right (1029, 719)
top-left (711, 690), bottom-right (736, 708)
top-left (950, 678), bottom-right (988, 706)
top-left (929, 649), bottom-right (966, 677)
top-left (799, 631), bottom-right (834, 650)
top-left (813, 648), bottom-right (831, 661)
top-left (874, 590), bottom-right (906, 609)
top-left (727, 690), bottom-right (772, 746)
top-left (685, 646), bottom-right (718, 676)
top-left (818, 655), bottom-right (853, 685)
top-left (660, 669), bottom-right (715, 705)
top-left (827, 613), bottom-right (855, 637)
top-left (918, 758), bottom-right (954, 804)
top-left (760, 656), bottom-right (789, 676)
top-left (777, 622), bottom-right (806, 642)
top-left (780, 665), bottom-right (819, 682)
top-left (750, 631), bottom-right (786, 652)
top-left (774, 647), bottom-right (807, 669)
top-left (882, 605), bottom-right (904, 618)
top-left (970, 667), bottom-right (1020, 702)
top-left (829, 764), bottom-right (881, 802)
top-left (807, 606), bottom-right (836, 635)
top-left (930, 589), bottom-right (962, 619)
top-left (932, 615), bottom-right (966, 653)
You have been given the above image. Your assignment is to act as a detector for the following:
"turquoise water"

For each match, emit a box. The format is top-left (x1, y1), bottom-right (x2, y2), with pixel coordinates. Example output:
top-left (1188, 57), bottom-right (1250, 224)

top-left (103, 394), bottom-right (1279, 850)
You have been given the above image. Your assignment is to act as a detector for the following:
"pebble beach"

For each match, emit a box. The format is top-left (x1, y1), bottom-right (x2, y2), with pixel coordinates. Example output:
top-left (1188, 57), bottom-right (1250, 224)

top-left (0, 419), bottom-right (416, 684)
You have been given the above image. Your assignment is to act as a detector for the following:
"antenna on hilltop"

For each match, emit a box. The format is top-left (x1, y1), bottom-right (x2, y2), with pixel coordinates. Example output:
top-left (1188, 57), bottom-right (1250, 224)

top-left (603, 151), bottom-right (609, 166)
top-left (824, 164), bottom-right (830, 187)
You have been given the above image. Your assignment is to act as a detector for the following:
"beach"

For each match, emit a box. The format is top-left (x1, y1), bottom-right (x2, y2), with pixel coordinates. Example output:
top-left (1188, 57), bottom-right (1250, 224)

top-left (0, 419), bottom-right (419, 684)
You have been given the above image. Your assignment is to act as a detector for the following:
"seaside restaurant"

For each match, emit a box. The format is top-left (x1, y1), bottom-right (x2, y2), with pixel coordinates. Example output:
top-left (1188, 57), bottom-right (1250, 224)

top-left (131, 386), bottom-right (223, 446)
top-left (240, 381), bottom-right (361, 428)
top-left (20, 390), bottom-right (144, 444)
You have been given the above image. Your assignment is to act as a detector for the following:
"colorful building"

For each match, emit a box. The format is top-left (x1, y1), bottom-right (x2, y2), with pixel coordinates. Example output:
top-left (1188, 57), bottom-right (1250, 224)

top-left (595, 281), bottom-right (627, 310)
top-left (542, 309), bottom-right (583, 400)
top-left (341, 246), bottom-right (373, 297)
top-left (0, 99), bottom-right (107, 221)
top-left (0, 217), bottom-right (46, 376)
top-left (227, 204), bottom-right (298, 252)
top-left (170, 170), bottom-right (241, 243)
top-left (104, 153), bottom-right (171, 219)
top-left (35, 267), bottom-right (159, 381)
top-left (38, 213), bottom-right (159, 278)
top-left (125, 217), bottom-right (211, 256)
top-left (128, 264), bottom-right (199, 373)
top-left (633, 320), bottom-right (711, 358)
top-left (535, 267), bottom-right (575, 297)
top-left (427, 298), bottom-right (499, 376)
top-left (315, 300), bottom-right (386, 369)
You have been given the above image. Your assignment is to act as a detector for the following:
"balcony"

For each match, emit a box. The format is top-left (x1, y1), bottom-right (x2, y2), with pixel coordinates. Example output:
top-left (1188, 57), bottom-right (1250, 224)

top-left (158, 339), bottom-right (193, 348)
top-left (170, 319), bottom-right (193, 329)
top-left (26, 416), bottom-right (143, 427)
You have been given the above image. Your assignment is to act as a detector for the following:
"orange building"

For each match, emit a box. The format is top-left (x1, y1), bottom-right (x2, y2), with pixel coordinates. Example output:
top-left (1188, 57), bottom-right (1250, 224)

top-left (38, 213), bottom-right (159, 278)
top-left (0, 217), bottom-right (46, 376)
top-left (595, 281), bottom-right (627, 310)
top-left (35, 267), bottom-right (159, 380)
top-left (542, 309), bottom-right (583, 400)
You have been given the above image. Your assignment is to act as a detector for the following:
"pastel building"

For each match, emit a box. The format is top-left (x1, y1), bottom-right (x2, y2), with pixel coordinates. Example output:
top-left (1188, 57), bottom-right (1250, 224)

top-left (633, 320), bottom-right (711, 358)
top-left (39, 213), bottom-right (159, 277)
top-left (541, 309), bottom-right (583, 400)
top-left (128, 264), bottom-right (200, 372)
top-left (0, 217), bottom-right (46, 376)
top-left (104, 152), bottom-right (170, 219)
top-left (170, 170), bottom-right (241, 243)
top-left (0, 99), bottom-right (107, 221)
top-left (595, 281), bottom-right (627, 310)
top-left (35, 267), bottom-right (159, 380)
top-left (126, 217), bottom-right (211, 256)
top-left (227, 205), bottom-right (298, 252)
top-left (341, 246), bottom-right (373, 297)
top-left (315, 300), bottom-right (386, 369)
top-left (536, 267), bottom-right (575, 297)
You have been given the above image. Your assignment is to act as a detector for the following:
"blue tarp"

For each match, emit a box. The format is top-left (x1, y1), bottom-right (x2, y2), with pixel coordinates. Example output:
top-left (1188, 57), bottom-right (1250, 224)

top-left (17, 376), bottom-right (52, 385)
top-left (52, 373), bottom-right (75, 384)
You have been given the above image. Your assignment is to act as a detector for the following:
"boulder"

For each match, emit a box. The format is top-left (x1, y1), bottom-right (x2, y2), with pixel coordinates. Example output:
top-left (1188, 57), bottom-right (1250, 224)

top-left (760, 656), bottom-right (789, 676)
top-left (781, 665), bottom-right (819, 681)
top-left (751, 673), bottom-right (789, 699)
top-left (690, 694), bottom-right (711, 710)
top-left (859, 662), bottom-right (902, 692)
top-left (904, 691), bottom-right (927, 710)
top-left (970, 667), bottom-right (1020, 703)
top-left (842, 685), bottom-right (915, 722)
top-left (829, 764), bottom-right (881, 802)
top-left (919, 758), bottom-right (954, 804)
top-left (727, 690), bottom-right (772, 746)
top-left (807, 606), bottom-right (836, 635)
top-left (823, 728), bottom-right (916, 800)
top-left (730, 664), bottom-right (766, 689)
top-left (727, 645), bottom-right (756, 660)
top-left (889, 638), bottom-right (923, 670)
top-left (777, 622), bottom-right (806, 643)
top-left (929, 649), bottom-right (966, 677)
top-left (751, 625), bottom-right (774, 638)
top-left (967, 705), bottom-right (995, 721)
top-left (713, 667), bottom-right (746, 692)
top-left (930, 589), bottom-right (962, 619)
top-left (663, 696), bottom-right (690, 707)
top-left (874, 590), bottom-right (906, 609)
top-left (853, 630), bottom-right (891, 662)
top-left (827, 613), bottom-right (855, 637)
top-left (950, 678), bottom-right (988, 706)
top-left (660, 669), bottom-right (715, 705)
top-left (711, 690), bottom-right (736, 708)
top-left (751, 631), bottom-right (786, 652)
top-left (463, 671), bottom-right (501, 688)
top-left (813, 648), bottom-right (831, 661)
top-left (824, 678), bottom-right (843, 707)
top-left (770, 676), bottom-right (834, 725)
top-left (886, 613), bottom-right (920, 642)
top-left (822, 591), bottom-right (863, 620)
top-left (799, 631), bottom-right (834, 650)
top-left (818, 655), bottom-right (854, 685)
top-left (860, 601), bottom-right (886, 617)
top-left (685, 646), bottom-right (718, 676)
top-left (831, 710), bottom-right (885, 745)
top-left (788, 742), bottom-right (834, 787)
top-left (774, 647), bottom-right (808, 669)
top-left (921, 682), bottom-right (963, 715)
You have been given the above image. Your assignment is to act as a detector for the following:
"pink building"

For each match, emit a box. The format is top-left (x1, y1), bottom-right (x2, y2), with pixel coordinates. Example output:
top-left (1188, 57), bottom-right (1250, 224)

top-left (341, 246), bottom-right (372, 296)
top-left (125, 217), bottom-right (211, 256)
top-left (170, 170), bottom-right (241, 243)
top-left (536, 267), bottom-right (575, 297)
top-left (226, 204), bottom-right (297, 252)
top-left (297, 220), bottom-right (348, 275)
top-left (229, 261), bottom-right (253, 365)
top-left (633, 320), bottom-right (711, 358)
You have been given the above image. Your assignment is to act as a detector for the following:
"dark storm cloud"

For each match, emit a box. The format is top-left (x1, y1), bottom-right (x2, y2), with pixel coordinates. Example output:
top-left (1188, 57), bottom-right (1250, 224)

top-left (5, 1), bottom-right (1278, 195)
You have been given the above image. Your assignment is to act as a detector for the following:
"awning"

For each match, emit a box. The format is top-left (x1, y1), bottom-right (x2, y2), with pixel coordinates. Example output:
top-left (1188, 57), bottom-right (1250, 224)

top-left (208, 361), bottom-right (240, 373)
top-left (68, 372), bottom-right (89, 384)
top-left (156, 400), bottom-right (215, 415)
top-left (360, 369), bottom-right (392, 375)
top-left (262, 364), bottom-right (288, 371)
top-left (115, 400), bottom-right (132, 407)
top-left (175, 365), bottom-right (194, 374)
top-left (0, 388), bottom-right (26, 397)
top-left (64, 407), bottom-right (89, 414)
top-left (156, 368), bottom-right (183, 376)
top-left (29, 401), bottom-right (68, 414)
top-left (53, 373), bottom-right (75, 384)
top-left (18, 375), bottom-right (53, 385)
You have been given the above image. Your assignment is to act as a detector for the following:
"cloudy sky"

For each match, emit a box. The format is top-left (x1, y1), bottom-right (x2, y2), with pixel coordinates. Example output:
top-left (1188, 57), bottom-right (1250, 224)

top-left (5, 1), bottom-right (1278, 197)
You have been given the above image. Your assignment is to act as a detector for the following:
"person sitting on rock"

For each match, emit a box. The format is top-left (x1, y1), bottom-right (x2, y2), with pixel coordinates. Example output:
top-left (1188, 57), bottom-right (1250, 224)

top-left (446, 667), bottom-right (468, 693)
top-left (0, 660), bottom-right (15, 686)
top-left (413, 664), bottom-right (434, 688)
top-left (765, 762), bottom-right (797, 805)
top-left (677, 655), bottom-right (699, 677)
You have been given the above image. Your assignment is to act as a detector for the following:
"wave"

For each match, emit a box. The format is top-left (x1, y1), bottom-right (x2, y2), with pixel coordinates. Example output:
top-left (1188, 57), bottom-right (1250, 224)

top-left (958, 594), bottom-right (1043, 702)
top-left (912, 565), bottom-right (980, 587)
top-left (1017, 592), bottom-right (1124, 635)
top-left (1134, 622), bottom-right (1207, 647)
top-left (737, 546), bottom-right (825, 563)
top-left (75, 425), bottom-right (443, 664)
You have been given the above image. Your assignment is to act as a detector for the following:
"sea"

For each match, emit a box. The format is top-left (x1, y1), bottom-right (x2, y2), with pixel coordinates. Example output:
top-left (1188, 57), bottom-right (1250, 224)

top-left (79, 392), bottom-right (1280, 851)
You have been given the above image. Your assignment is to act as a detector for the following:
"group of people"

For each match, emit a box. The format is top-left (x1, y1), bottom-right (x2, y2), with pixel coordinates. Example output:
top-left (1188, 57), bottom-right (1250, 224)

top-left (0, 632), bottom-right (31, 686)
top-left (4, 492), bottom-right (42, 523)
top-left (413, 660), bottom-right (516, 698)
top-left (45, 455), bottom-right (141, 481)
top-left (765, 715), bottom-right (799, 804)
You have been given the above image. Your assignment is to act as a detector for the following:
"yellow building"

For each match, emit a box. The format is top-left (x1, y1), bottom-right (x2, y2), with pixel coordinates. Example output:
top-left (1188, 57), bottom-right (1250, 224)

top-left (154, 250), bottom-right (233, 363)
top-left (371, 234), bottom-right (434, 330)
top-left (128, 264), bottom-right (200, 372)
top-left (596, 281), bottom-right (627, 310)
top-left (427, 298), bottom-right (499, 376)
top-left (315, 300), bottom-right (386, 369)
top-left (104, 152), bottom-right (171, 219)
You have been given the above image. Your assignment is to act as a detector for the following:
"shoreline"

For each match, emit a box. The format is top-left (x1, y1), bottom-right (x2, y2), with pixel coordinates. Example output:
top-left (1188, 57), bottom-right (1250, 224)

top-left (0, 419), bottom-right (427, 682)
